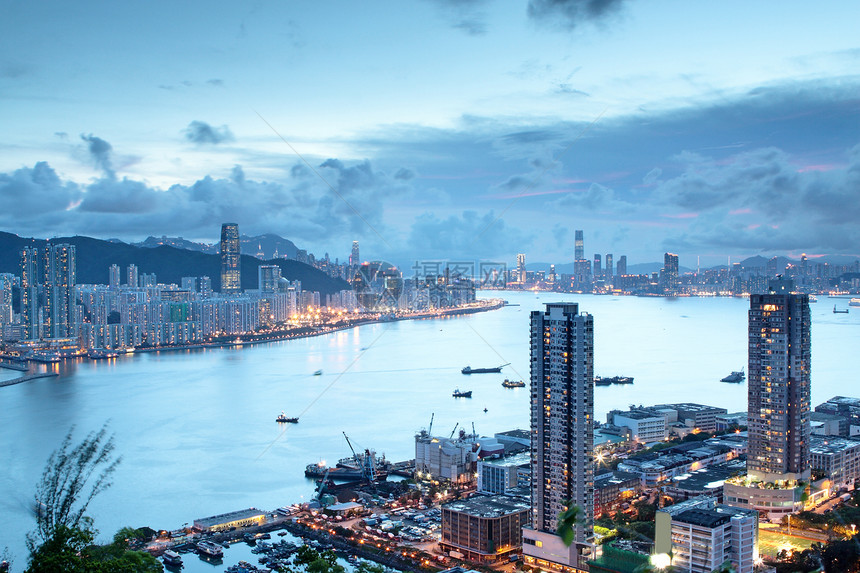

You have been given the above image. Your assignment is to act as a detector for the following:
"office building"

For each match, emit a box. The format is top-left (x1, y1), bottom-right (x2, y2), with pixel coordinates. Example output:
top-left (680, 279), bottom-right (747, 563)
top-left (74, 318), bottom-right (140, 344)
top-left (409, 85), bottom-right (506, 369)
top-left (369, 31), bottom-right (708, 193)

top-left (809, 436), bottom-right (860, 491)
top-left (441, 494), bottom-right (530, 562)
top-left (20, 246), bottom-right (39, 339)
top-left (350, 240), bottom-right (360, 267)
top-left (616, 255), bottom-right (627, 277)
top-left (604, 254), bottom-right (613, 281)
top-left (43, 243), bottom-right (76, 339)
top-left (220, 223), bottom-right (241, 294)
top-left (655, 497), bottom-right (758, 573)
top-left (517, 254), bottom-right (526, 283)
top-left (523, 303), bottom-right (594, 572)
top-left (593, 254), bottom-right (602, 281)
top-left (725, 278), bottom-right (812, 519)
top-left (574, 230), bottom-right (584, 261)
top-left (663, 253), bottom-right (679, 294)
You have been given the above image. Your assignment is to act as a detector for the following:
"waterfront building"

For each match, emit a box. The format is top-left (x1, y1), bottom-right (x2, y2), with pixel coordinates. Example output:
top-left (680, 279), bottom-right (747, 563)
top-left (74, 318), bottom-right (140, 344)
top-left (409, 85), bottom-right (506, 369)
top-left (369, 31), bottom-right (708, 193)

top-left (478, 451), bottom-right (530, 495)
top-left (605, 254), bottom-right (613, 281)
top-left (193, 508), bottom-right (266, 532)
top-left (415, 430), bottom-right (478, 484)
top-left (127, 263), bottom-right (138, 288)
top-left (725, 278), bottom-right (812, 520)
top-left (220, 223), bottom-right (241, 294)
top-left (655, 497), bottom-right (758, 573)
top-left (440, 494), bottom-right (530, 563)
top-left (715, 412), bottom-right (748, 432)
top-left (43, 243), bottom-right (76, 339)
top-left (616, 255), bottom-right (627, 278)
top-left (516, 254), bottom-right (526, 284)
top-left (653, 403), bottom-right (728, 433)
top-left (609, 409), bottom-right (668, 442)
top-left (574, 230), bottom-right (584, 261)
top-left (662, 253), bottom-right (679, 295)
top-left (109, 264), bottom-right (120, 290)
top-left (522, 302), bottom-right (594, 572)
top-left (20, 246), bottom-right (39, 339)
top-left (593, 254), bottom-right (602, 282)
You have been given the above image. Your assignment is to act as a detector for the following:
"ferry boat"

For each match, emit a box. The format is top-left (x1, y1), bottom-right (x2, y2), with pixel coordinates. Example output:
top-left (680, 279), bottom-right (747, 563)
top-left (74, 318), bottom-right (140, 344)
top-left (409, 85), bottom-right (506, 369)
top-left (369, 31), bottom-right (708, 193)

top-left (462, 363), bottom-right (508, 374)
top-left (502, 379), bottom-right (526, 388)
top-left (162, 550), bottom-right (183, 568)
top-left (850, 298), bottom-right (860, 307)
top-left (721, 369), bottom-right (746, 383)
top-left (276, 412), bottom-right (299, 423)
top-left (594, 376), bottom-right (634, 386)
top-left (196, 540), bottom-right (224, 558)
top-left (452, 388), bottom-right (473, 398)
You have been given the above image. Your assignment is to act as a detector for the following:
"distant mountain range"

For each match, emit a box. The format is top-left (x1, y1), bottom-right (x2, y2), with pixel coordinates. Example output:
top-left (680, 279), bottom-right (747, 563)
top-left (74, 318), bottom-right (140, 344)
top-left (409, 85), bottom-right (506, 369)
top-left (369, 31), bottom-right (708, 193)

top-left (0, 232), bottom-right (349, 295)
top-left (128, 233), bottom-right (301, 260)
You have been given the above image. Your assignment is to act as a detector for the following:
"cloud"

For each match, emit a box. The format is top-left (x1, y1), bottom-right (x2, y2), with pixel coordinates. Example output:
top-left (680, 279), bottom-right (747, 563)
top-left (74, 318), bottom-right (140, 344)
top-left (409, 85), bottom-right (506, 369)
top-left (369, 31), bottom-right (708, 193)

top-left (527, 0), bottom-right (628, 30)
top-left (406, 210), bottom-right (533, 260)
top-left (424, 0), bottom-right (489, 35)
top-left (183, 121), bottom-right (235, 145)
top-left (206, 79), bottom-right (224, 87)
top-left (80, 133), bottom-right (115, 177)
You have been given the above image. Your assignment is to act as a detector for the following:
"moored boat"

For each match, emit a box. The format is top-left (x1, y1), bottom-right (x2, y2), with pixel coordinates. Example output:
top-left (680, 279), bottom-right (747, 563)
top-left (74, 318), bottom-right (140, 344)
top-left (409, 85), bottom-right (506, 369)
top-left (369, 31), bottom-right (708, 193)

top-left (162, 550), bottom-right (183, 568)
top-left (453, 388), bottom-right (472, 398)
top-left (721, 369), bottom-right (745, 383)
top-left (276, 412), bottom-right (299, 423)
top-left (834, 305), bottom-right (849, 314)
top-left (850, 298), bottom-right (860, 307)
top-left (462, 363), bottom-right (508, 374)
top-left (594, 376), bottom-right (634, 386)
top-left (501, 379), bottom-right (526, 388)
top-left (197, 540), bottom-right (224, 558)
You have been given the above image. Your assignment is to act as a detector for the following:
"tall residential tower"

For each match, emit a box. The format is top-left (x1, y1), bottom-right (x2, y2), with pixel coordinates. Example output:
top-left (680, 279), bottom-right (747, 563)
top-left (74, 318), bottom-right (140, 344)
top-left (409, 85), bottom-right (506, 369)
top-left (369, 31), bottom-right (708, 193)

top-left (523, 302), bottom-right (594, 572)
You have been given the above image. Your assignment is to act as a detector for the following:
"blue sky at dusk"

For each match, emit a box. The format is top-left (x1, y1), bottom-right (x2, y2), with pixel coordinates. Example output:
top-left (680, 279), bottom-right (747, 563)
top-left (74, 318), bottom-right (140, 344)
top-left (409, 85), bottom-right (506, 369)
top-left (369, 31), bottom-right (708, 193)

top-left (1, 0), bottom-right (859, 268)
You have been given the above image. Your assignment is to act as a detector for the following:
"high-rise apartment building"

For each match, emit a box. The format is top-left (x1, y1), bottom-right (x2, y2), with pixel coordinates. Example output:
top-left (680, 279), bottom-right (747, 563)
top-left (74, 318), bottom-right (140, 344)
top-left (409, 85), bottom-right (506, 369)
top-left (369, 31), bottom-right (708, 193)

top-left (593, 254), bottom-right (602, 281)
top-left (109, 264), bottom-right (120, 290)
top-left (220, 223), bottom-right (241, 294)
top-left (258, 265), bottom-right (282, 293)
top-left (604, 254), bottom-right (613, 281)
top-left (43, 243), bottom-right (76, 339)
top-left (523, 303), bottom-right (594, 572)
top-left (725, 278), bottom-right (812, 519)
top-left (747, 279), bottom-right (811, 481)
top-left (127, 264), bottom-right (138, 288)
top-left (20, 246), bottom-right (39, 339)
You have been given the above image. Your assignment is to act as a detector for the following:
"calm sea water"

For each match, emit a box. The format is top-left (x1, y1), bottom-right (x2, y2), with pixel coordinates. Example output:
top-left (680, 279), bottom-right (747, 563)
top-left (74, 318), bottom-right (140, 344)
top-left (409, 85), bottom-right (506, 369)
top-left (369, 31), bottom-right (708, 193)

top-left (1, 291), bottom-right (858, 566)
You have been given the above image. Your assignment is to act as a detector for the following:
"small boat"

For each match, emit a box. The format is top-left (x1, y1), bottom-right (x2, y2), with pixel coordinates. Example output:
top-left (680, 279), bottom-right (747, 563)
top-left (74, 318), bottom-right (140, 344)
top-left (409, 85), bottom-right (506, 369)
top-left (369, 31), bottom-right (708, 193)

top-left (276, 412), bottom-right (299, 423)
top-left (453, 389), bottom-right (472, 398)
top-left (483, 407), bottom-right (488, 413)
top-left (502, 379), bottom-right (526, 388)
top-left (162, 550), bottom-right (183, 568)
top-left (834, 305), bottom-right (849, 314)
top-left (87, 348), bottom-right (119, 359)
top-left (462, 363), bottom-right (509, 374)
top-left (313, 369), bottom-right (323, 376)
top-left (595, 376), bottom-right (634, 386)
top-left (721, 369), bottom-right (745, 383)
top-left (197, 540), bottom-right (224, 558)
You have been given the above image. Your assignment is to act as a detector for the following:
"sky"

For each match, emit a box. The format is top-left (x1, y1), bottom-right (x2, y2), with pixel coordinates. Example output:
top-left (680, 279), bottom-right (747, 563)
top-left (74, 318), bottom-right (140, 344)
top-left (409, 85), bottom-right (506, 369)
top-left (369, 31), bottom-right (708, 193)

top-left (1, 0), bottom-right (859, 270)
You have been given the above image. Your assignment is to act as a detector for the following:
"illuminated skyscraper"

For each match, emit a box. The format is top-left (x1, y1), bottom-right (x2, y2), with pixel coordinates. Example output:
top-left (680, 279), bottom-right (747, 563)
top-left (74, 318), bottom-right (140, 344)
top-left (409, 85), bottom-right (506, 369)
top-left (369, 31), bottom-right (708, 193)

top-left (593, 254), bottom-right (602, 281)
top-left (220, 223), bottom-right (241, 294)
top-left (258, 265), bottom-right (282, 293)
top-left (574, 230), bottom-right (584, 261)
top-left (517, 253), bottom-right (526, 283)
top-left (20, 246), bottom-right (39, 339)
top-left (663, 252), bottom-right (679, 295)
top-left (523, 302), bottom-right (594, 572)
top-left (127, 264), bottom-right (138, 288)
top-left (350, 240), bottom-right (360, 267)
top-left (43, 243), bottom-right (76, 339)
top-left (604, 254), bottom-right (613, 281)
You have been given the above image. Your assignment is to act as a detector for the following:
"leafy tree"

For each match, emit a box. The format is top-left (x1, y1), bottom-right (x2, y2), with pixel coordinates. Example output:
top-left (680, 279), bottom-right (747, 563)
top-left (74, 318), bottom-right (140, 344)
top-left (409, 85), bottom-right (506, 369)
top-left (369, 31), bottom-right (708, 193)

top-left (28, 426), bottom-right (121, 550)
top-left (556, 500), bottom-right (585, 546)
top-left (633, 500), bottom-right (656, 522)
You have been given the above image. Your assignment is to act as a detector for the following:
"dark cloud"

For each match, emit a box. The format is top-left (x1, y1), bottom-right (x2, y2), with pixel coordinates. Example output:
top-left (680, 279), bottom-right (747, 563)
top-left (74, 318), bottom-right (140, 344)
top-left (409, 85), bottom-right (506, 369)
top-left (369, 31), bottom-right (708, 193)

top-left (407, 210), bottom-right (533, 260)
top-left (80, 133), bottom-right (115, 177)
top-left (206, 79), bottom-right (224, 87)
top-left (183, 121), bottom-right (235, 145)
top-left (0, 162), bottom-right (82, 219)
top-left (0, 61), bottom-right (32, 79)
top-left (394, 167), bottom-right (416, 180)
top-left (527, 0), bottom-right (628, 30)
top-left (425, 0), bottom-right (489, 35)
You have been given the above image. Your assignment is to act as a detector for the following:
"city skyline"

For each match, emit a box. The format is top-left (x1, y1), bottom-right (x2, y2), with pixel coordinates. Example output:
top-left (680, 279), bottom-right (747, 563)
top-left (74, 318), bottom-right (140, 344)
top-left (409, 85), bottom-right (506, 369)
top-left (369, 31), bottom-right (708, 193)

top-left (1, 2), bottom-right (859, 269)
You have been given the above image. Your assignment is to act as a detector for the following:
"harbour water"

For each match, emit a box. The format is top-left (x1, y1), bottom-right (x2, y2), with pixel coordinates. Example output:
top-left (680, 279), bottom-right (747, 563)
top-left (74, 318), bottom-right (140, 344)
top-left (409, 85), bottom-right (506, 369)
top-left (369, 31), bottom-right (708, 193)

top-left (1, 291), bottom-right (858, 565)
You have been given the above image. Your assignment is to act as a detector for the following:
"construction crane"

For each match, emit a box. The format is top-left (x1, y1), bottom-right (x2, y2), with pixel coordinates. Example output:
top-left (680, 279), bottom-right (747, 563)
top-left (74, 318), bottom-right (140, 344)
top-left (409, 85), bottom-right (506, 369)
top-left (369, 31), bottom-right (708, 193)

top-left (472, 422), bottom-right (477, 440)
top-left (314, 467), bottom-right (331, 504)
top-left (428, 412), bottom-right (435, 436)
top-left (449, 422), bottom-right (459, 439)
top-left (343, 431), bottom-right (375, 483)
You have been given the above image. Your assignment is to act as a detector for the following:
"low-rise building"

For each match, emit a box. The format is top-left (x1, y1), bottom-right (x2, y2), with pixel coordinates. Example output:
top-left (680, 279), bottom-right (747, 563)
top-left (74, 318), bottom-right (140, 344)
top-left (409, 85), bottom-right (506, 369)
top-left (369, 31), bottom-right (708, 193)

top-left (193, 508), bottom-right (267, 532)
top-left (477, 451), bottom-right (530, 495)
top-left (440, 494), bottom-right (530, 562)
top-left (619, 440), bottom-right (742, 487)
top-left (715, 412), bottom-right (747, 432)
top-left (811, 412), bottom-right (849, 437)
top-left (663, 458), bottom-right (746, 503)
top-left (593, 471), bottom-right (641, 516)
top-left (654, 403), bottom-right (728, 432)
top-left (610, 410), bottom-right (667, 442)
top-left (415, 430), bottom-right (478, 484)
top-left (655, 497), bottom-right (758, 573)
top-left (809, 436), bottom-right (860, 490)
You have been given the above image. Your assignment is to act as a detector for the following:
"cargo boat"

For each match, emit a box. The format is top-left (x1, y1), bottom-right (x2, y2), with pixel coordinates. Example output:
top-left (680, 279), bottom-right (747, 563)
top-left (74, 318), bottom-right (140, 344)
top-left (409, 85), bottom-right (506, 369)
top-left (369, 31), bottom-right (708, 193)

top-left (720, 369), bottom-right (745, 383)
top-left (462, 363), bottom-right (508, 374)
top-left (595, 376), bottom-right (634, 386)
top-left (453, 389), bottom-right (473, 398)
top-left (502, 379), bottom-right (526, 388)
top-left (276, 412), bottom-right (299, 423)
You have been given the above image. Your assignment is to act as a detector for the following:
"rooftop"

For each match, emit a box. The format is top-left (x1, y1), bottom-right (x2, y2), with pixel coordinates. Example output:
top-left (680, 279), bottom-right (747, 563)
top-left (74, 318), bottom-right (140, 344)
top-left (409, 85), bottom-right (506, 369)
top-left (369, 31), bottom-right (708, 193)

top-left (595, 470), bottom-right (641, 489)
top-left (495, 429), bottom-right (529, 441)
top-left (194, 508), bottom-right (266, 528)
top-left (666, 459), bottom-right (746, 492)
top-left (675, 508), bottom-right (731, 528)
top-left (654, 403), bottom-right (727, 414)
top-left (481, 451), bottom-right (530, 468)
top-left (810, 436), bottom-right (860, 455)
top-left (442, 493), bottom-right (530, 519)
